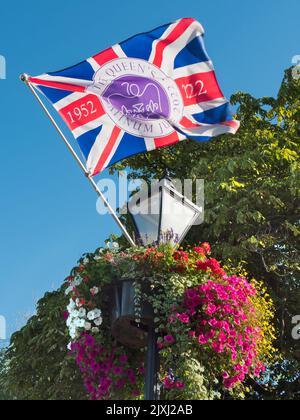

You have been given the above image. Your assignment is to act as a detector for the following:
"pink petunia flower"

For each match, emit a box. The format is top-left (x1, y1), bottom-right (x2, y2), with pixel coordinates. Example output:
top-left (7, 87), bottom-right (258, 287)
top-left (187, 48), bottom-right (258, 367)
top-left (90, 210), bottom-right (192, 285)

top-left (113, 366), bottom-right (123, 376)
top-left (176, 313), bottom-right (190, 324)
top-left (119, 355), bottom-right (128, 364)
top-left (164, 335), bottom-right (175, 345)
top-left (206, 304), bottom-right (218, 316)
top-left (198, 334), bottom-right (208, 345)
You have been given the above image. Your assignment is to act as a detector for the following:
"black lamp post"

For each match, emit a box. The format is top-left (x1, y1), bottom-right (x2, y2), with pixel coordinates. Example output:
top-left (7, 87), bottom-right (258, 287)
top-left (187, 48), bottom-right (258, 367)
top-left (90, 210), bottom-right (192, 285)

top-left (109, 277), bottom-right (160, 400)
top-left (127, 173), bottom-right (203, 400)
top-left (110, 173), bottom-right (203, 400)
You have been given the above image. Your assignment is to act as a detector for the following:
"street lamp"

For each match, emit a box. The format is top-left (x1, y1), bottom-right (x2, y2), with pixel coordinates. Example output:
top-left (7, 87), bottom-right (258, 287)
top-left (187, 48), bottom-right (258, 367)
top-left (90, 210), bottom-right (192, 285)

top-left (128, 173), bottom-right (203, 247)
top-left (126, 172), bottom-right (203, 400)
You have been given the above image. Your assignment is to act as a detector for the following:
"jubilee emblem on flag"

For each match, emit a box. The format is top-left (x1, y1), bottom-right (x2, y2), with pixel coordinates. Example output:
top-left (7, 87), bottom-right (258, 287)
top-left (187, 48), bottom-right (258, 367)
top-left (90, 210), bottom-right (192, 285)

top-left (28, 18), bottom-right (240, 176)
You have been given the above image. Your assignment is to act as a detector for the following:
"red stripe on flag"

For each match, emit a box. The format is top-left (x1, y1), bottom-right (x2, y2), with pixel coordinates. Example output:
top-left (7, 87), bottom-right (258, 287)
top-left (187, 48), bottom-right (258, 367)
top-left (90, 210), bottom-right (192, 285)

top-left (154, 131), bottom-right (180, 148)
top-left (221, 120), bottom-right (240, 129)
top-left (59, 94), bottom-right (105, 131)
top-left (93, 47), bottom-right (119, 66)
top-left (152, 18), bottom-right (195, 68)
top-left (175, 71), bottom-right (223, 106)
top-left (179, 116), bottom-right (201, 129)
top-left (29, 77), bottom-right (86, 93)
top-left (92, 126), bottom-right (122, 176)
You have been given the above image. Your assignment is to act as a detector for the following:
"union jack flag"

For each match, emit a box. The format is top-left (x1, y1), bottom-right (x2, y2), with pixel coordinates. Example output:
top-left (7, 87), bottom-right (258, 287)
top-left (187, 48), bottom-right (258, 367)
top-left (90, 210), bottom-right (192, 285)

top-left (28, 18), bottom-right (240, 176)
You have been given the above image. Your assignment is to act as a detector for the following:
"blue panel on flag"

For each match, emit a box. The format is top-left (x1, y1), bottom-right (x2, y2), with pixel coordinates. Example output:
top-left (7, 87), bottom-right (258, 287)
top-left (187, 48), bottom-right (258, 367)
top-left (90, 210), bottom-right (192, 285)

top-left (48, 61), bottom-right (94, 81)
top-left (192, 103), bottom-right (233, 124)
top-left (174, 37), bottom-right (210, 69)
top-left (107, 133), bottom-right (147, 167)
top-left (120, 24), bottom-right (169, 60)
top-left (191, 135), bottom-right (211, 142)
top-left (38, 85), bottom-right (71, 103)
top-left (77, 126), bottom-right (102, 160)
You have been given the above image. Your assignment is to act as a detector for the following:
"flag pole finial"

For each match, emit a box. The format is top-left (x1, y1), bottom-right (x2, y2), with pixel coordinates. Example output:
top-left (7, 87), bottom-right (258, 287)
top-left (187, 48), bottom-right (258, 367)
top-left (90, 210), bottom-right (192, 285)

top-left (20, 74), bottom-right (29, 83)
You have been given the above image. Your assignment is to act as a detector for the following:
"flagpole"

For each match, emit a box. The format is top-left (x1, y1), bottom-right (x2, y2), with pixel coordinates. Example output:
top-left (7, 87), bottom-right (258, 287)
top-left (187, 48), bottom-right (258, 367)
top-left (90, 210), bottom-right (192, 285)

top-left (20, 74), bottom-right (136, 248)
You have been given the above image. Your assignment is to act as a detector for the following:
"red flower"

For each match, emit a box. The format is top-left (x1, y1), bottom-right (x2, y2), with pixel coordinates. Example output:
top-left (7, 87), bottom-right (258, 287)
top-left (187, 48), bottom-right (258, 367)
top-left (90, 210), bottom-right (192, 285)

top-left (206, 259), bottom-right (226, 277)
top-left (193, 247), bottom-right (206, 255)
top-left (173, 250), bottom-right (189, 262)
top-left (208, 258), bottom-right (220, 271)
top-left (196, 260), bottom-right (209, 271)
top-left (88, 301), bottom-right (95, 309)
top-left (157, 341), bottom-right (164, 350)
top-left (201, 242), bottom-right (211, 254)
top-left (175, 381), bottom-right (185, 389)
top-left (216, 268), bottom-right (227, 277)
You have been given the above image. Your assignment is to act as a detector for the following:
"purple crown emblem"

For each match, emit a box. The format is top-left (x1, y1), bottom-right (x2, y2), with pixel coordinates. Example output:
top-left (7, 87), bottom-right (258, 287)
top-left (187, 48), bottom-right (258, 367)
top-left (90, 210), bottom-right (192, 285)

top-left (103, 75), bottom-right (170, 121)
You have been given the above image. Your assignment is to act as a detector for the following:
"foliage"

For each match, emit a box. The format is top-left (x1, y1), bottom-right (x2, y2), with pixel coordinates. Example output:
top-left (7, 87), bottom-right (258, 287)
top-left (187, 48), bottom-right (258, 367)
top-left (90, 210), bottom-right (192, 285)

top-left (0, 349), bottom-right (12, 400)
top-left (0, 290), bottom-right (86, 400)
top-left (63, 243), bottom-right (276, 400)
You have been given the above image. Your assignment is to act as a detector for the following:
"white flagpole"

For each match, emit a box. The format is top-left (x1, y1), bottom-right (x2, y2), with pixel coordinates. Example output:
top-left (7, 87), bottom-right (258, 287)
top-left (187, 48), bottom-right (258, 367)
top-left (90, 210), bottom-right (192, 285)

top-left (20, 74), bottom-right (136, 247)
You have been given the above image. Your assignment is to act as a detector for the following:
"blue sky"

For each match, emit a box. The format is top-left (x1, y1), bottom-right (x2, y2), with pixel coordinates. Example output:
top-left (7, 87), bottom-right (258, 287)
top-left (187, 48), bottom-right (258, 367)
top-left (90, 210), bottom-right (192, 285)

top-left (0, 0), bottom-right (299, 341)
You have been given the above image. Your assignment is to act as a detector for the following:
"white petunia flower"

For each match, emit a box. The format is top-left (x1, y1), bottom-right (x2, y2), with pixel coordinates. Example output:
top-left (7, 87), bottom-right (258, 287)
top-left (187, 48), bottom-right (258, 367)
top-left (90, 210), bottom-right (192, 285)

top-left (66, 317), bottom-right (73, 327)
top-left (112, 242), bottom-right (119, 250)
top-left (69, 326), bottom-right (77, 339)
top-left (73, 277), bottom-right (83, 287)
top-left (75, 318), bottom-right (85, 328)
top-left (94, 309), bottom-right (102, 318)
top-left (94, 317), bottom-right (103, 327)
top-left (76, 298), bottom-right (84, 308)
top-left (84, 322), bottom-right (92, 331)
top-left (78, 308), bottom-right (86, 318)
top-left (67, 299), bottom-right (76, 312)
top-left (90, 287), bottom-right (99, 295)
top-left (69, 310), bottom-right (79, 318)
top-left (92, 327), bottom-right (99, 334)
top-left (83, 257), bottom-right (89, 265)
top-left (65, 286), bottom-right (73, 296)
top-left (87, 311), bottom-right (94, 321)
top-left (67, 342), bottom-right (72, 351)
top-left (87, 309), bottom-right (102, 321)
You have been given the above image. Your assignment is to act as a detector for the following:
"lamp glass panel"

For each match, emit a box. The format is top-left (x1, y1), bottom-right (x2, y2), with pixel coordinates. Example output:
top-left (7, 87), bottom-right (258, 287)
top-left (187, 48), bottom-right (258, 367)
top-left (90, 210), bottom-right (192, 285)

top-left (130, 192), bottom-right (161, 246)
top-left (160, 190), bottom-right (198, 244)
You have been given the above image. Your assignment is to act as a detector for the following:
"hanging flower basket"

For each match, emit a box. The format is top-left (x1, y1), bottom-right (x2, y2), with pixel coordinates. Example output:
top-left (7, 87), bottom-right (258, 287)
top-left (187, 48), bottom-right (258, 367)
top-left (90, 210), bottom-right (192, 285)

top-left (64, 243), bottom-right (278, 400)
